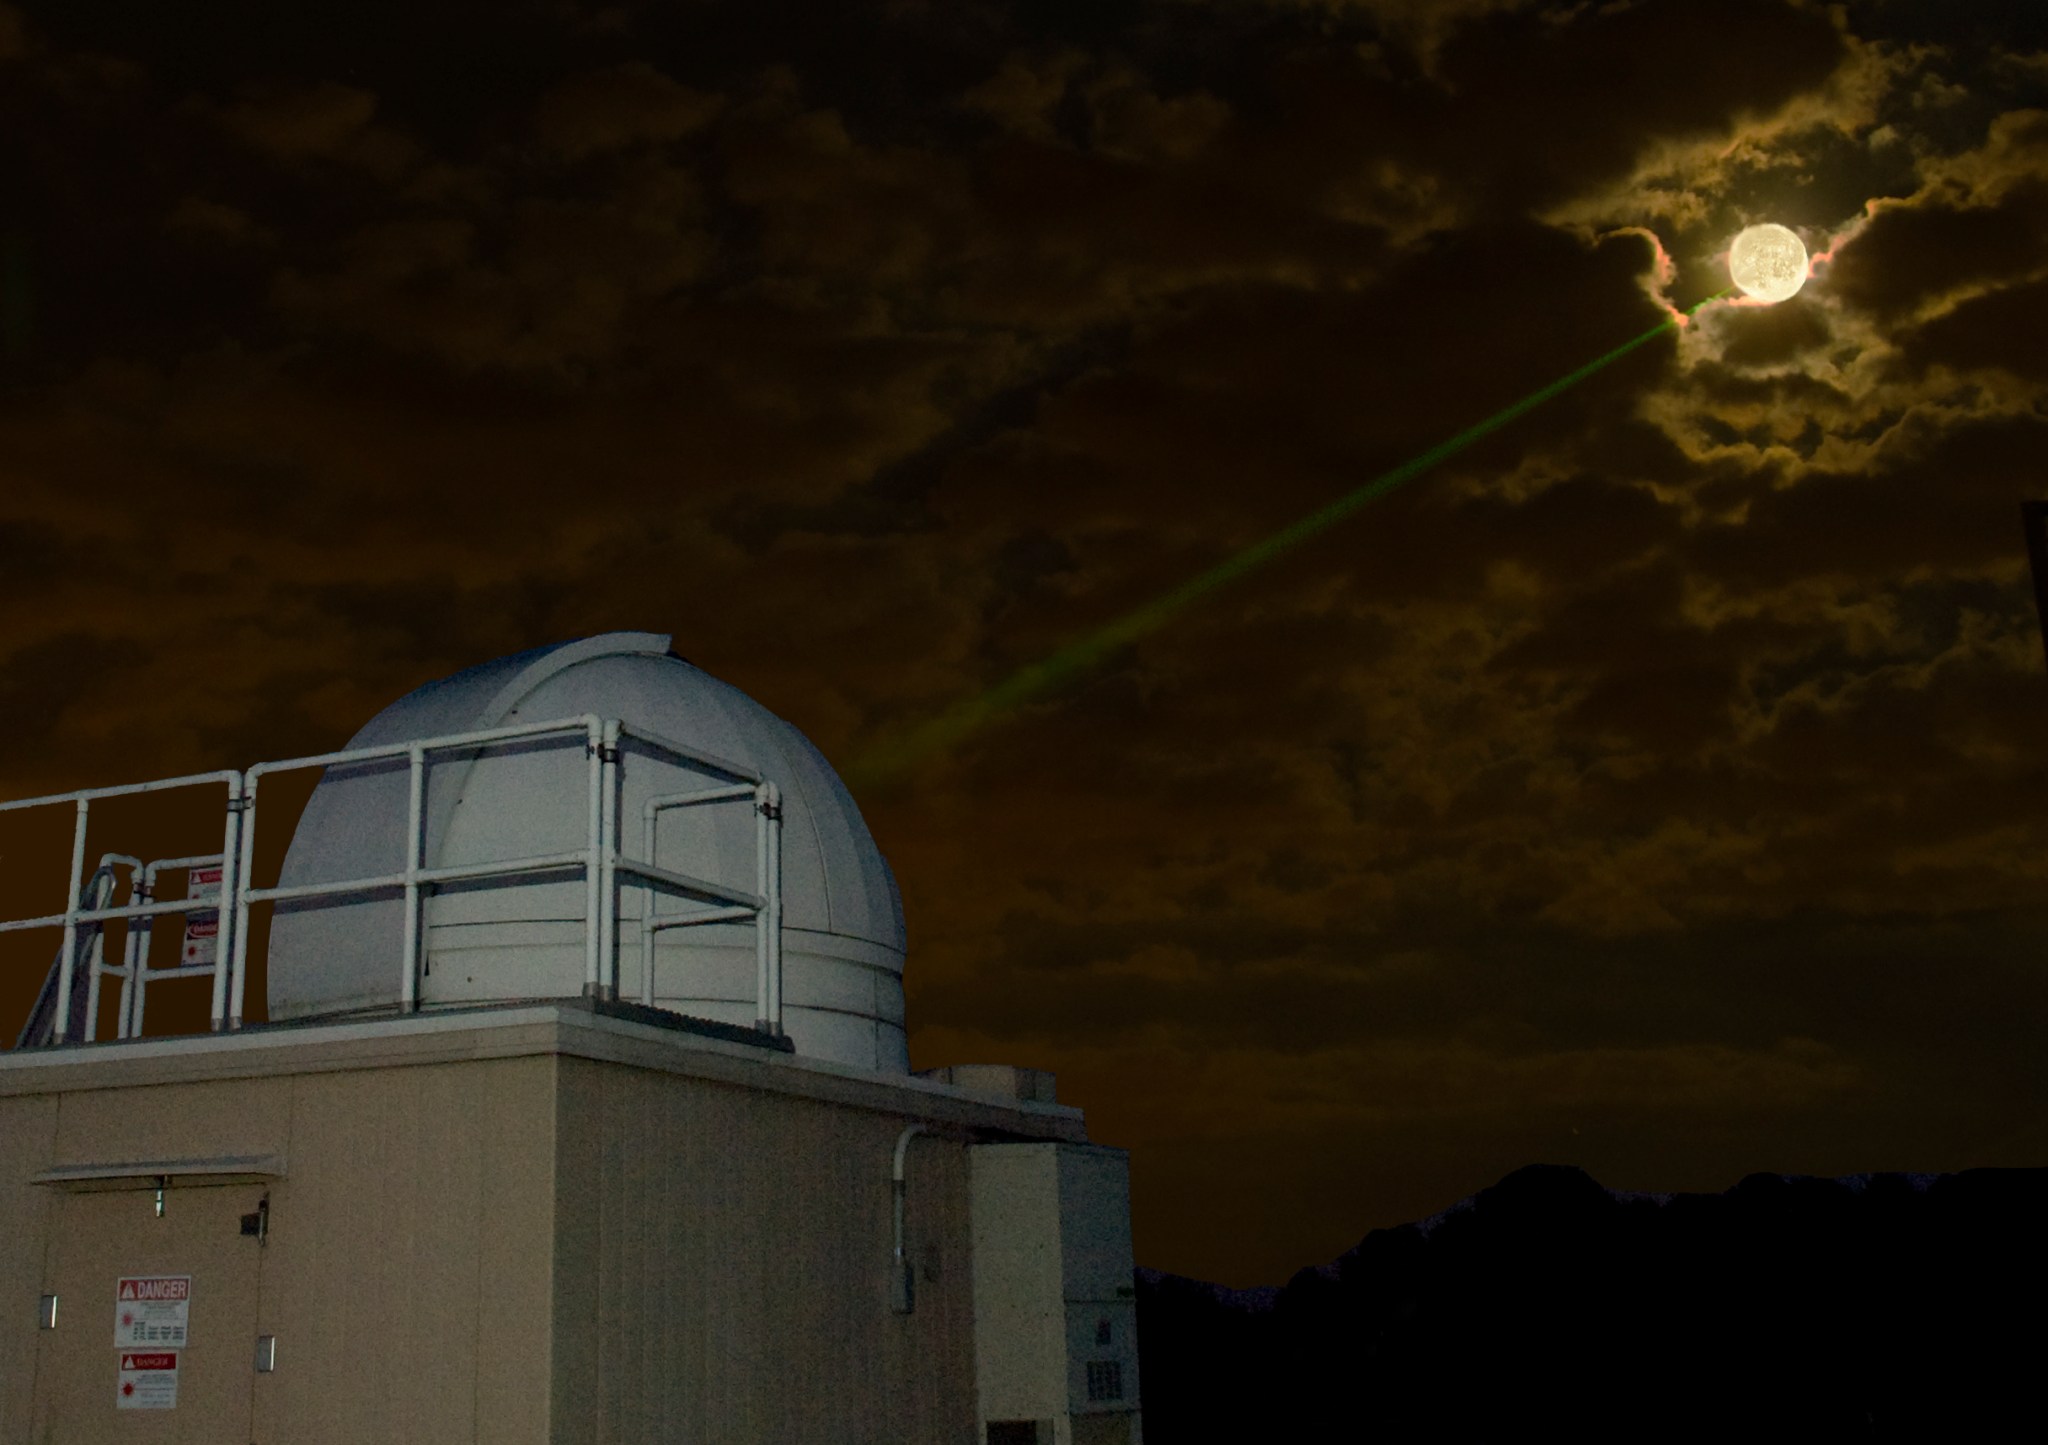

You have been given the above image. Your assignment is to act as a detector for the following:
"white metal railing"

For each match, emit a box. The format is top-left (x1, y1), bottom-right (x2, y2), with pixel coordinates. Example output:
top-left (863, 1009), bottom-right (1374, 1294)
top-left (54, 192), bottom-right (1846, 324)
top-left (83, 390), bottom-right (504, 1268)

top-left (1, 715), bottom-right (784, 1046)
top-left (5, 850), bottom-right (231, 1047)
top-left (119, 855), bottom-right (228, 1036)
top-left (0, 770), bottom-right (246, 1044)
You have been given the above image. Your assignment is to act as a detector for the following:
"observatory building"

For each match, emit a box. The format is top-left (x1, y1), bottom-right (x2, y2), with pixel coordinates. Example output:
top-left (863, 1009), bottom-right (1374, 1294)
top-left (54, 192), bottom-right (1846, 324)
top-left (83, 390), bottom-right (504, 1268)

top-left (0, 632), bottom-right (1142, 1445)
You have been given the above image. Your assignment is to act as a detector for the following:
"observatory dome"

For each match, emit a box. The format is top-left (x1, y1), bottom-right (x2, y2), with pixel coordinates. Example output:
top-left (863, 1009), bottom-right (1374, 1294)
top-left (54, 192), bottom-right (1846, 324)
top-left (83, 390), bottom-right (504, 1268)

top-left (266, 632), bottom-right (910, 1072)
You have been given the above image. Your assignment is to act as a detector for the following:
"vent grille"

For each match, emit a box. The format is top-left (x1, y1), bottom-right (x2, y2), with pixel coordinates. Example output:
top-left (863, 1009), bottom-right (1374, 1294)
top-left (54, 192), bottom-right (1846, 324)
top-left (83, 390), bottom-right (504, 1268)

top-left (1086, 1359), bottom-right (1124, 1401)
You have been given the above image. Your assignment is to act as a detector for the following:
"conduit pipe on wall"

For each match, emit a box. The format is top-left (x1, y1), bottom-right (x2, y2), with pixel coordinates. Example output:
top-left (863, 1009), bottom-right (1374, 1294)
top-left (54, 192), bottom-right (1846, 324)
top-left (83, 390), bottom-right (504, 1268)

top-left (890, 1123), bottom-right (929, 1314)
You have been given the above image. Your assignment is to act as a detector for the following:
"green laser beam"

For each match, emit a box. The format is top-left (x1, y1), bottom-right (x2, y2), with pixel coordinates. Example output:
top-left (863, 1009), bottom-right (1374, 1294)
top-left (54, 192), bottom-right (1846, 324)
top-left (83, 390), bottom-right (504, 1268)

top-left (853, 292), bottom-right (1726, 787)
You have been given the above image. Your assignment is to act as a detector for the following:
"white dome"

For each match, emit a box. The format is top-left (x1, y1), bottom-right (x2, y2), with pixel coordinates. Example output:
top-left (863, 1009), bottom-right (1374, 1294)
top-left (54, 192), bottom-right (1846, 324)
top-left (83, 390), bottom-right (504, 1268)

top-left (266, 632), bottom-right (909, 1072)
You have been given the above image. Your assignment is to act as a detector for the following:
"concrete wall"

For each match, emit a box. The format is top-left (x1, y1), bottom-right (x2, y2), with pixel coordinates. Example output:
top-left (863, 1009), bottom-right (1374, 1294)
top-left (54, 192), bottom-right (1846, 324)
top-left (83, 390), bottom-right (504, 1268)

top-left (970, 1146), bottom-right (1067, 1427)
top-left (0, 1094), bottom-right (58, 1439)
top-left (549, 1054), bottom-right (978, 1445)
top-left (970, 1144), bottom-right (1143, 1445)
top-left (0, 1006), bottom-right (1089, 1445)
top-left (1, 1056), bottom-right (559, 1445)
top-left (249, 1056), bottom-right (558, 1445)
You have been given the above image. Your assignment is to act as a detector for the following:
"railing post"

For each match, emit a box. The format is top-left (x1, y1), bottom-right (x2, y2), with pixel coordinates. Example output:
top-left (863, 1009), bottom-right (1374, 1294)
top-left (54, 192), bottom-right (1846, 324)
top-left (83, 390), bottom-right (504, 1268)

top-left (400, 744), bottom-right (426, 1013)
top-left (52, 799), bottom-right (90, 1044)
top-left (82, 876), bottom-right (109, 1046)
top-left (213, 777), bottom-right (245, 1030)
top-left (641, 795), bottom-right (659, 1007)
top-left (598, 720), bottom-right (622, 1001)
top-left (116, 867), bottom-right (148, 1040)
top-left (755, 781), bottom-right (783, 1036)
top-left (229, 774), bottom-right (261, 1029)
top-left (584, 718), bottom-right (604, 999)
top-left (766, 781), bottom-right (782, 1035)
top-left (754, 784), bottom-right (770, 1031)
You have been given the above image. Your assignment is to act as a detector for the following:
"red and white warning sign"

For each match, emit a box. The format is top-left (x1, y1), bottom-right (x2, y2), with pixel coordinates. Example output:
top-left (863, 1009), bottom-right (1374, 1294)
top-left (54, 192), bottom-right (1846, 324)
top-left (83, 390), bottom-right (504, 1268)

top-left (181, 865), bottom-right (223, 966)
top-left (117, 1351), bottom-right (178, 1409)
top-left (180, 913), bottom-right (218, 966)
top-left (115, 1276), bottom-right (191, 1347)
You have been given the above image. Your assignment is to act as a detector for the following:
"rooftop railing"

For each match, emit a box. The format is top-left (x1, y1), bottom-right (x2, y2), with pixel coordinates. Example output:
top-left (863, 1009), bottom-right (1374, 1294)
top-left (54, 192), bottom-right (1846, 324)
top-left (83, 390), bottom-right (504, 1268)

top-left (1, 715), bottom-right (783, 1047)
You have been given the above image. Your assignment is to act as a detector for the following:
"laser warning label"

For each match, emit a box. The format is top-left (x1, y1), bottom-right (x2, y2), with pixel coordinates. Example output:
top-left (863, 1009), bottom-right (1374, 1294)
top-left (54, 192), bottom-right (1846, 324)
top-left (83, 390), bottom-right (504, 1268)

top-left (182, 865), bottom-right (223, 966)
top-left (115, 1276), bottom-right (191, 1347)
top-left (181, 912), bottom-right (218, 966)
top-left (117, 1352), bottom-right (178, 1409)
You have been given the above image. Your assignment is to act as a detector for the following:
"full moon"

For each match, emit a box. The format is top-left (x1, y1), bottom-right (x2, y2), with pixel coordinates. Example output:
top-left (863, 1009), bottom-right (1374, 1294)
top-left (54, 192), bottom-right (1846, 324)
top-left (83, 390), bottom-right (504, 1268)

top-left (1728, 223), bottom-right (1809, 303)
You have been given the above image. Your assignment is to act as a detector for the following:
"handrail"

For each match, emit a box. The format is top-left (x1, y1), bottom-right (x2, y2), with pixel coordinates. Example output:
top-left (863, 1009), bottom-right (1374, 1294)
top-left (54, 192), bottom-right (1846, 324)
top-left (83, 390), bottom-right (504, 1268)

top-left (1, 716), bottom-right (783, 1047)
top-left (637, 779), bottom-right (782, 1017)
top-left (0, 769), bottom-right (243, 815)
top-left (122, 856), bottom-right (224, 1039)
top-left (0, 773), bottom-right (245, 1043)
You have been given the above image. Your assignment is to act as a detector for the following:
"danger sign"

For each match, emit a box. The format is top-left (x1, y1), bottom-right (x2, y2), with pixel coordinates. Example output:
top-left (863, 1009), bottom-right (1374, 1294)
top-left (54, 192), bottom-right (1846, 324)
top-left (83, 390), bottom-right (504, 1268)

top-left (115, 1276), bottom-right (191, 1347)
top-left (181, 913), bottom-right (218, 966)
top-left (182, 865), bottom-right (223, 966)
top-left (117, 1351), bottom-right (178, 1410)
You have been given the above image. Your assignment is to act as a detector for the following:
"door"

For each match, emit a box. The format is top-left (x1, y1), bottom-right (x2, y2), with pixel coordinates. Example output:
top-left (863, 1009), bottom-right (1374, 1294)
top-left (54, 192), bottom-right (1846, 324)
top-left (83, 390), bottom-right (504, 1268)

top-left (32, 1184), bottom-right (266, 1444)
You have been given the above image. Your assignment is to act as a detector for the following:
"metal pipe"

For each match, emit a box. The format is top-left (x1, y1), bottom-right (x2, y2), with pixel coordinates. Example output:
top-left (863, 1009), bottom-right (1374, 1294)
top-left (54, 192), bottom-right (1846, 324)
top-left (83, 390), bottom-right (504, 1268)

top-left (212, 781), bottom-right (244, 1030)
top-left (600, 720), bottom-right (621, 1001)
top-left (127, 861), bottom-right (164, 1039)
top-left (611, 860), bottom-right (762, 910)
top-left (82, 887), bottom-right (109, 1044)
top-left (52, 800), bottom-right (90, 1044)
top-left (0, 769), bottom-right (241, 815)
top-left (890, 1124), bottom-right (930, 1314)
top-left (613, 721), bottom-right (760, 785)
top-left (228, 775), bottom-right (260, 1029)
top-left (79, 856), bottom-right (137, 1043)
top-left (0, 913), bottom-right (78, 935)
top-left (117, 863), bottom-right (153, 1040)
top-left (643, 905), bottom-right (755, 932)
top-left (583, 717), bottom-right (604, 998)
top-left (755, 783), bottom-right (770, 1033)
top-left (139, 963), bottom-right (222, 980)
top-left (644, 784), bottom-right (756, 810)
top-left (242, 851), bottom-right (589, 905)
top-left (400, 744), bottom-right (425, 1014)
top-left (130, 853), bottom-right (223, 1034)
top-left (641, 798), bottom-right (658, 1006)
top-left (638, 782), bottom-right (762, 1008)
top-left (639, 912), bottom-right (657, 1007)
top-left (242, 715), bottom-right (602, 784)
top-left (764, 782), bottom-right (783, 1035)
top-left (0, 893), bottom-right (251, 932)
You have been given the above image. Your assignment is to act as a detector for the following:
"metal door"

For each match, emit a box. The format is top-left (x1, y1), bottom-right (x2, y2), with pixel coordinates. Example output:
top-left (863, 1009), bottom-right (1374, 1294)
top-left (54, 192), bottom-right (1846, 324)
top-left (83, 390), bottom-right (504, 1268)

top-left (32, 1184), bottom-right (266, 1443)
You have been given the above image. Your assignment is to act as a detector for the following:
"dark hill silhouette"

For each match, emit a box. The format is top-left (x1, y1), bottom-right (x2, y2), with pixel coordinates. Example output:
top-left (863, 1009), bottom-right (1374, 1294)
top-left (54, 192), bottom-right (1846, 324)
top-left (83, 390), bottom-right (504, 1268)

top-left (1135, 1164), bottom-right (2047, 1440)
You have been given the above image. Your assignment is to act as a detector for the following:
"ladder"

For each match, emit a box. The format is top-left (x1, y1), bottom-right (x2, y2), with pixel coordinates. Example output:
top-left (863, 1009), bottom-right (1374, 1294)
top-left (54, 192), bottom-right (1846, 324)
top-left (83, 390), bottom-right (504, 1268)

top-left (15, 854), bottom-right (225, 1047)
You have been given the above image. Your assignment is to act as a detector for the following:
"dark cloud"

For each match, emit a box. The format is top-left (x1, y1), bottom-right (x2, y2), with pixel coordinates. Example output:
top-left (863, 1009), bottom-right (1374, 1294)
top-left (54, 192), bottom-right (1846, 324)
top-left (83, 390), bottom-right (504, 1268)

top-left (1829, 172), bottom-right (2048, 320)
top-left (531, 62), bottom-right (722, 160)
top-left (0, 630), bottom-right (138, 756)
top-left (1908, 271), bottom-right (2048, 380)
top-left (1421, 0), bottom-right (1846, 213)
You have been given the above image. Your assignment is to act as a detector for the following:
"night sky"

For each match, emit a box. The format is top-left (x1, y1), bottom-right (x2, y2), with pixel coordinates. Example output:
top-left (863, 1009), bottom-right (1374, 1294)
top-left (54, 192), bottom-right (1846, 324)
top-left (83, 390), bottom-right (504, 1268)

top-left (3, 1), bottom-right (2047, 1288)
